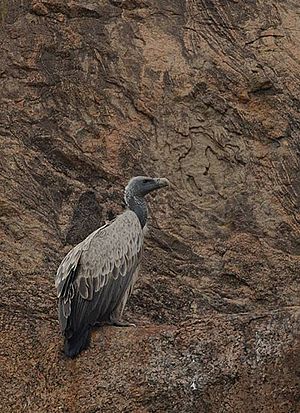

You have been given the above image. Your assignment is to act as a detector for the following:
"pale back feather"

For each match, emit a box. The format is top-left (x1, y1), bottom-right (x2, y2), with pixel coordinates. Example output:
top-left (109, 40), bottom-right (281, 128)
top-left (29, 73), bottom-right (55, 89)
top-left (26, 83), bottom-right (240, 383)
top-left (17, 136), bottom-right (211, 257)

top-left (55, 210), bottom-right (144, 334)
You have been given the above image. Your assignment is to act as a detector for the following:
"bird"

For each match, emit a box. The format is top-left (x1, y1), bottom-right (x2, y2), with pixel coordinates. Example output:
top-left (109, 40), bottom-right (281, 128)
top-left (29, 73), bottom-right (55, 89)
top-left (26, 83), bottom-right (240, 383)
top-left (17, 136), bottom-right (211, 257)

top-left (55, 176), bottom-right (169, 357)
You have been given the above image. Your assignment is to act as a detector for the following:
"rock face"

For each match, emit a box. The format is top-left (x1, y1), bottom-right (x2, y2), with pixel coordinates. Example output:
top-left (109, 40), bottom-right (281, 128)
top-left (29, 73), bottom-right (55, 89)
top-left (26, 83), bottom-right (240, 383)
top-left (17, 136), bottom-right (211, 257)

top-left (0, 1), bottom-right (299, 412)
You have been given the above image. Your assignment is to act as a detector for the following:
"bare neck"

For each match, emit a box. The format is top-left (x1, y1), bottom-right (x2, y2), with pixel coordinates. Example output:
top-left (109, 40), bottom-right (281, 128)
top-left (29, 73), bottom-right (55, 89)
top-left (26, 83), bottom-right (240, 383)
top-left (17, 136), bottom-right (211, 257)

top-left (127, 195), bottom-right (147, 228)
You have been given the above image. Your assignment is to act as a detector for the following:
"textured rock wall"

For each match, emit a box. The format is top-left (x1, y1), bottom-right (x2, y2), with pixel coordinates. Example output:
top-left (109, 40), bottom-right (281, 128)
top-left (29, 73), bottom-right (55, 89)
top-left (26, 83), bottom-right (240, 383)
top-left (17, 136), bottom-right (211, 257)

top-left (0, 1), bottom-right (299, 412)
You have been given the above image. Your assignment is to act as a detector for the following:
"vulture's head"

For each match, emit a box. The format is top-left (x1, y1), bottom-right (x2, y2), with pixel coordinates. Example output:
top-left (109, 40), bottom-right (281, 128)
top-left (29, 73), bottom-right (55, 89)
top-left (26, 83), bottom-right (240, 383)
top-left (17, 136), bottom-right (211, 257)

top-left (125, 176), bottom-right (169, 203)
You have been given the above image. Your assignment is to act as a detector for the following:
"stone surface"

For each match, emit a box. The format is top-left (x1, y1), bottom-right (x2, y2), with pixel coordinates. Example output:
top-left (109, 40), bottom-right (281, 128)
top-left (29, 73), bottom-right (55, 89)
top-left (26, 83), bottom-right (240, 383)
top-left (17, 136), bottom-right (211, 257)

top-left (0, 1), bottom-right (299, 412)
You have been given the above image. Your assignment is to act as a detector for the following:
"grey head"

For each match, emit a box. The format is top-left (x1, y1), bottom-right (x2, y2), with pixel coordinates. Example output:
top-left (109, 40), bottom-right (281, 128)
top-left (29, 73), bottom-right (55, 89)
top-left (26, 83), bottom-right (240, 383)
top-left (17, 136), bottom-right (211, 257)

top-left (124, 176), bottom-right (169, 228)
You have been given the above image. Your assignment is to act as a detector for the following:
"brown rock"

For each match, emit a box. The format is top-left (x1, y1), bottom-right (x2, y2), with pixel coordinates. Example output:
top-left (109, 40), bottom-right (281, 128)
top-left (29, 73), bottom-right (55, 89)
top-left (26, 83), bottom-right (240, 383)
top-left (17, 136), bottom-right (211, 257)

top-left (30, 1), bottom-right (49, 16)
top-left (0, 1), bottom-right (299, 412)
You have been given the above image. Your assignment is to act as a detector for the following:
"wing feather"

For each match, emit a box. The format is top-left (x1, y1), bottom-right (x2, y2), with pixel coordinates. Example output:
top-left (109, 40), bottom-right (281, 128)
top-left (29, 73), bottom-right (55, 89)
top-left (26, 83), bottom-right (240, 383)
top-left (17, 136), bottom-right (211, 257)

top-left (55, 210), bottom-right (143, 337)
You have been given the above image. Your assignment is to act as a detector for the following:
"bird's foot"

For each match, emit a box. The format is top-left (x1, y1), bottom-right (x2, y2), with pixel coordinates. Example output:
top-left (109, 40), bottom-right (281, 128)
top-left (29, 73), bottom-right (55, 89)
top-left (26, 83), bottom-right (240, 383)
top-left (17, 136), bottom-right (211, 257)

top-left (108, 318), bottom-right (136, 327)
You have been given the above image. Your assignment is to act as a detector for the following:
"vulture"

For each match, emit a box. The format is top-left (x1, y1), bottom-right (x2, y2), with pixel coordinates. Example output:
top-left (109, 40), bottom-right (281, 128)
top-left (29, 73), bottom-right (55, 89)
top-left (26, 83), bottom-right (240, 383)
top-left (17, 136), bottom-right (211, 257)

top-left (55, 176), bottom-right (169, 357)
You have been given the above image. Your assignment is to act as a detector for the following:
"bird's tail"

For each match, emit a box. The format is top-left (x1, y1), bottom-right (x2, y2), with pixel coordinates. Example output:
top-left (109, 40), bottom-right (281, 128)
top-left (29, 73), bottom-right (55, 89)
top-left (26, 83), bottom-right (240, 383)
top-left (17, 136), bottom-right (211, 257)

top-left (64, 327), bottom-right (91, 358)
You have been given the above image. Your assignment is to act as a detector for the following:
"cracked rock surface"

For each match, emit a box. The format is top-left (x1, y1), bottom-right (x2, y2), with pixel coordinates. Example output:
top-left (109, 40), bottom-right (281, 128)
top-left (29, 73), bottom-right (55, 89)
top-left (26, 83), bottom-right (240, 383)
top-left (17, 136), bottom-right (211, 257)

top-left (0, 1), bottom-right (299, 412)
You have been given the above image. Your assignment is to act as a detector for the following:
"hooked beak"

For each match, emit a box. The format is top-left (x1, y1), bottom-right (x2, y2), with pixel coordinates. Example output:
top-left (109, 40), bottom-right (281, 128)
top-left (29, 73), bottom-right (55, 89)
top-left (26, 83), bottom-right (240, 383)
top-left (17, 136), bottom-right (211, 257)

top-left (155, 178), bottom-right (170, 188)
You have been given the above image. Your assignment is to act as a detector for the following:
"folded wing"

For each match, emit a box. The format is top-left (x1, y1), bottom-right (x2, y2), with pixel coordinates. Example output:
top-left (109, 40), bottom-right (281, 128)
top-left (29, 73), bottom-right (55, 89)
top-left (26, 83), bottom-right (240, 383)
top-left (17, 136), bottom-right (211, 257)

top-left (55, 210), bottom-right (144, 356)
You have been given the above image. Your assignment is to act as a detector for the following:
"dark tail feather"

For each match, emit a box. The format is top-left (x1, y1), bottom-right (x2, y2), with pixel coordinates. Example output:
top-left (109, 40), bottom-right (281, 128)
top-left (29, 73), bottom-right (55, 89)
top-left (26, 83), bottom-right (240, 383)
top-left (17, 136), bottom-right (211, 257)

top-left (64, 327), bottom-right (91, 358)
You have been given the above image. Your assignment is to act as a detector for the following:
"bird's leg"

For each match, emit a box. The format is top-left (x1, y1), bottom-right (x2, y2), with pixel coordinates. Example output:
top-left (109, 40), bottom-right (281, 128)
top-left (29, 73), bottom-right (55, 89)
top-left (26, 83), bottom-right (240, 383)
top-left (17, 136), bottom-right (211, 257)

top-left (107, 316), bottom-right (136, 327)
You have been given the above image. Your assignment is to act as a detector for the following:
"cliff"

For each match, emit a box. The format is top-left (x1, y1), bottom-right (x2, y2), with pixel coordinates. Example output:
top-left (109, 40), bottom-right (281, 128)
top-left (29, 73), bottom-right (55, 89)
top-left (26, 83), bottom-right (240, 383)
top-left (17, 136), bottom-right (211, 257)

top-left (0, 1), bottom-right (299, 412)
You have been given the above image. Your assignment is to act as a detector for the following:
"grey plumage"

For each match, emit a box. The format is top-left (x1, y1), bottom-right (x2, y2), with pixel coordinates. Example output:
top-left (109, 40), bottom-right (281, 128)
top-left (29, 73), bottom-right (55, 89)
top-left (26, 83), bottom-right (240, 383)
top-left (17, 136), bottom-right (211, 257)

top-left (55, 176), bottom-right (169, 357)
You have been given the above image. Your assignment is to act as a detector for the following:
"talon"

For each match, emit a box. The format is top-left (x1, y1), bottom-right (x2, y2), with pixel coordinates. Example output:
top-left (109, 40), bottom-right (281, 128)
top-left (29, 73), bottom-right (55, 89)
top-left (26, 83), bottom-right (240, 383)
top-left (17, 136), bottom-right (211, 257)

top-left (108, 318), bottom-right (136, 327)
